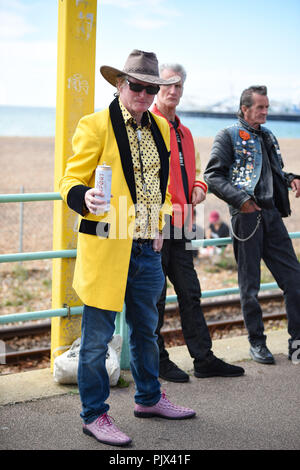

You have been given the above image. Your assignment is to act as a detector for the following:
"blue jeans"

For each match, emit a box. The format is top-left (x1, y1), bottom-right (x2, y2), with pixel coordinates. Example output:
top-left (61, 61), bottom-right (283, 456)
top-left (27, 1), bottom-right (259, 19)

top-left (78, 241), bottom-right (164, 424)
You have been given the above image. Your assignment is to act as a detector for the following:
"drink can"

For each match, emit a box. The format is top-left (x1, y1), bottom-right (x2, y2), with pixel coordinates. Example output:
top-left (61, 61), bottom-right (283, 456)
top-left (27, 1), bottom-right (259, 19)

top-left (95, 163), bottom-right (112, 213)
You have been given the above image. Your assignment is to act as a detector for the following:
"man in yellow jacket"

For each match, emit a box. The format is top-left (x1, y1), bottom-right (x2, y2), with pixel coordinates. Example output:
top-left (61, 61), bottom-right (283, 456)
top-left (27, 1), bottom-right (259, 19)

top-left (60, 50), bottom-right (196, 447)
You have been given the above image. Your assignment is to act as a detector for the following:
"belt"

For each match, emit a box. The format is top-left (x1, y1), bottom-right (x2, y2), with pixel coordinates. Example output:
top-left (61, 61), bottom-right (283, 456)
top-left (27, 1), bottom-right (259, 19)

top-left (133, 238), bottom-right (152, 245)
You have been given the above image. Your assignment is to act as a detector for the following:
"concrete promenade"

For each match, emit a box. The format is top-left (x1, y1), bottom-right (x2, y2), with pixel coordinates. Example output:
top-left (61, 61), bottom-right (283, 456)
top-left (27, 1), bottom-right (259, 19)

top-left (0, 329), bottom-right (300, 452)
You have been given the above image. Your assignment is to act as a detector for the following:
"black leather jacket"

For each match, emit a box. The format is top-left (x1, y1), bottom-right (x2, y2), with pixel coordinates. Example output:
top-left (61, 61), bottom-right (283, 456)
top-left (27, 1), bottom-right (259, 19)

top-left (204, 119), bottom-right (298, 217)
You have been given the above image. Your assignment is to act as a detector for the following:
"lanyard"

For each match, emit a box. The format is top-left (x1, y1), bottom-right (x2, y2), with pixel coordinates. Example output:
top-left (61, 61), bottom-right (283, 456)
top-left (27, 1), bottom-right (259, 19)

top-left (130, 121), bottom-right (149, 195)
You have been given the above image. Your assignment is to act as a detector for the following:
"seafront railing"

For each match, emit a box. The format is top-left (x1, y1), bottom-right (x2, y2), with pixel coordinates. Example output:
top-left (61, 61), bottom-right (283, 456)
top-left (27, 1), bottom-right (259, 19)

top-left (2, 191), bottom-right (300, 321)
top-left (1, 192), bottom-right (300, 367)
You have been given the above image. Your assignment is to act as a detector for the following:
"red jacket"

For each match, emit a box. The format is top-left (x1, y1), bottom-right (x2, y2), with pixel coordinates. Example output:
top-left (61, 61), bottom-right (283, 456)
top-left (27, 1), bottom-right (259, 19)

top-left (152, 104), bottom-right (207, 228)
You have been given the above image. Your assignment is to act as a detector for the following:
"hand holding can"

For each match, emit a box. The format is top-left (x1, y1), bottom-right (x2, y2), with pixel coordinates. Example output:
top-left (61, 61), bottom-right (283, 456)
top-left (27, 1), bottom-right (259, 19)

top-left (84, 188), bottom-right (106, 215)
top-left (95, 163), bottom-right (112, 214)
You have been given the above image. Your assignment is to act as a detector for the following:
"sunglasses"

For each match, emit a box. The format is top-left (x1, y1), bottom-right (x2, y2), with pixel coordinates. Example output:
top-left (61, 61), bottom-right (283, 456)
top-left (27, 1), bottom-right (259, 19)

top-left (126, 79), bottom-right (160, 95)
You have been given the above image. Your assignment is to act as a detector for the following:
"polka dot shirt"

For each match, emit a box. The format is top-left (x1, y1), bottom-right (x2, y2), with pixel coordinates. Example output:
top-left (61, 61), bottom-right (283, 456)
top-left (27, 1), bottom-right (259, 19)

top-left (119, 99), bottom-right (162, 239)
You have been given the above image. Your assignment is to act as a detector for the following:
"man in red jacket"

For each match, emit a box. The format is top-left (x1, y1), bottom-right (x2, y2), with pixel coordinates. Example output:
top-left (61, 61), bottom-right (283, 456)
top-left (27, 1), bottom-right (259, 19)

top-left (153, 64), bottom-right (244, 382)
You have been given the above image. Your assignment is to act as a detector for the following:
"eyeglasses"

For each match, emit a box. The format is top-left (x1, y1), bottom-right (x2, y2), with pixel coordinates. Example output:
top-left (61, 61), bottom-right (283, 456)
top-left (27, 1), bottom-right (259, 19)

top-left (126, 79), bottom-right (160, 95)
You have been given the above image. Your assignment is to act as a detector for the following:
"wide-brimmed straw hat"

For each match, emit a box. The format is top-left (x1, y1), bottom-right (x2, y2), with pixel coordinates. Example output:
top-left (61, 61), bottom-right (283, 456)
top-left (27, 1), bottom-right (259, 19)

top-left (100, 49), bottom-right (180, 87)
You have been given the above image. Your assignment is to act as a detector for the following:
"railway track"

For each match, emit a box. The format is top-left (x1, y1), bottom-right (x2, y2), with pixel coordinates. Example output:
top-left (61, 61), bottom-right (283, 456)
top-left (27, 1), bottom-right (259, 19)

top-left (0, 292), bottom-right (286, 365)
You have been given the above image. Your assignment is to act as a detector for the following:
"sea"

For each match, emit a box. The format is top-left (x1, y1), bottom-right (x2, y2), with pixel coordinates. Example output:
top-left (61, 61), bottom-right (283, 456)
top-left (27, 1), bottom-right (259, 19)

top-left (1, 105), bottom-right (300, 138)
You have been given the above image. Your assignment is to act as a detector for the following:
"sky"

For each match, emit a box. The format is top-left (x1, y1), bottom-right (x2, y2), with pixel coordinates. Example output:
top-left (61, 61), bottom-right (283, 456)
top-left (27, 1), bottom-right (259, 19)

top-left (1, 0), bottom-right (300, 110)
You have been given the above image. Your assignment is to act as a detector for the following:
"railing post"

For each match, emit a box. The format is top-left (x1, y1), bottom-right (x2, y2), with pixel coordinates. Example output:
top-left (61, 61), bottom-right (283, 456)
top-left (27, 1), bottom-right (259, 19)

top-left (115, 306), bottom-right (131, 370)
top-left (51, 0), bottom-right (97, 369)
top-left (19, 186), bottom-right (24, 255)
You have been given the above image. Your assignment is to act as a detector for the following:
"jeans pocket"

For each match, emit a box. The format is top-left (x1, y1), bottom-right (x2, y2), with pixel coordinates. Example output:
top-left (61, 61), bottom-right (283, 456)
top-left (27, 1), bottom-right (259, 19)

top-left (238, 208), bottom-right (260, 216)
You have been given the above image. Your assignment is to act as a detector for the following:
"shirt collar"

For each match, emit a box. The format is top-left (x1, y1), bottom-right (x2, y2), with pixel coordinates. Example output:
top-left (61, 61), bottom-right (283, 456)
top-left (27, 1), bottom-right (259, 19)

top-left (119, 98), bottom-right (151, 128)
top-left (238, 117), bottom-right (262, 136)
top-left (152, 103), bottom-right (185, 136)
top-left (172, 114), bottom-right (186, 137)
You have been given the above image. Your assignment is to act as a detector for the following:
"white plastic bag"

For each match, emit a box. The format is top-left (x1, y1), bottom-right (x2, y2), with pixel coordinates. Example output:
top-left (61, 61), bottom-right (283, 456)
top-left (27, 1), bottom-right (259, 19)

top-left (53, 334), bottom-right (123, 386)
top-left (106, 334), bottom-right (123, 386)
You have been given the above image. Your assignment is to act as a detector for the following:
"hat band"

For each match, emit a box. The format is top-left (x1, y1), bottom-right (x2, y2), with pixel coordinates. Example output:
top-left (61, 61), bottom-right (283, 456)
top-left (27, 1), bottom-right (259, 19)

top-left (124, 67), bottom-right (158, 76)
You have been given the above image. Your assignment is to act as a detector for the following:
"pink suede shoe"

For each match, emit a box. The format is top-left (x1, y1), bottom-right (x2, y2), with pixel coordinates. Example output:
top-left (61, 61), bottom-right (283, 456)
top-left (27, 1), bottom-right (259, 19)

top-left (82, 413), bottom-right (132, 446)
top-left (134, 391), bottom-right (196, 420)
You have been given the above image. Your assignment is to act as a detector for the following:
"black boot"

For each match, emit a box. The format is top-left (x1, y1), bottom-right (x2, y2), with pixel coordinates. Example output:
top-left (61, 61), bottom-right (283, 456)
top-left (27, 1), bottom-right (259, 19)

top-left (249, 344), bottom-right (275, 364)
top-left (288, 344), bottom-right (300, 363)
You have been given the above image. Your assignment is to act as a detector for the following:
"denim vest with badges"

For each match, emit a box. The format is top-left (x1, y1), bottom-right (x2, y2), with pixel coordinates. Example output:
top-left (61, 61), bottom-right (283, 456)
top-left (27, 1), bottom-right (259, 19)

top-left (227, 122), bottom-right (284, 196)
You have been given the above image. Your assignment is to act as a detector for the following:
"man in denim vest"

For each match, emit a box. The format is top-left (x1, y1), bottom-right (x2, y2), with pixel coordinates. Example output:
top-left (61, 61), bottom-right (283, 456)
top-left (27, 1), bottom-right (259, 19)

top-left (204, 85), bottom-right (300, 364)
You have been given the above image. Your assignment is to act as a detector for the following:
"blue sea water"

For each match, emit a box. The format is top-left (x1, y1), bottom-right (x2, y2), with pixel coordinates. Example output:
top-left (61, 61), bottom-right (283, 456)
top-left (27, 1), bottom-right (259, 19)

top-left (0, 105), bottom-right (300, 138)
top-left (0, 106), bottom-right (57, 137)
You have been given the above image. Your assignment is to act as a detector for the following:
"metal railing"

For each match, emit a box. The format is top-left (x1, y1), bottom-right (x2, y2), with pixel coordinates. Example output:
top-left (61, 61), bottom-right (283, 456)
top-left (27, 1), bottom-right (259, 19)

top-left (1, 191), bottom-right (300, 328)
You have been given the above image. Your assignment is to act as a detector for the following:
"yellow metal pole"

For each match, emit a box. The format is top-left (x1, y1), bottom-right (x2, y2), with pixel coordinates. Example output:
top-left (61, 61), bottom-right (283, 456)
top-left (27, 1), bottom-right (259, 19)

top-left (51, 0), bottom-right (97, 369)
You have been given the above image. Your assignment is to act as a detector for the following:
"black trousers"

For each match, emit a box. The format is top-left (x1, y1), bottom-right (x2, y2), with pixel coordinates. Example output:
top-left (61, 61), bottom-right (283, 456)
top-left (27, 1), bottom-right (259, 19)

top-left (232, 206), bottom-right (300, 348)
top-left (156, 236), bottom-right (213, 365)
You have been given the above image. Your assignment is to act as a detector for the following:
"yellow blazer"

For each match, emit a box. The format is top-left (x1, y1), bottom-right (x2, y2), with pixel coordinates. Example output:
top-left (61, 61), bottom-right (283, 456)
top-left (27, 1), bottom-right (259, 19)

top-left (59, 98), bottom-right (172, 311)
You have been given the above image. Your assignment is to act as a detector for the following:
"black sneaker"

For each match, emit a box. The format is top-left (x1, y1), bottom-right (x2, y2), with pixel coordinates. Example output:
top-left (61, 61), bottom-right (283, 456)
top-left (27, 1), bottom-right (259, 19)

top-left (159, 359), bottom-right (189, 383)
top-left (249, 344), bottom-right (275, 364)
top-left (194, 355), bottom-right (245, 378)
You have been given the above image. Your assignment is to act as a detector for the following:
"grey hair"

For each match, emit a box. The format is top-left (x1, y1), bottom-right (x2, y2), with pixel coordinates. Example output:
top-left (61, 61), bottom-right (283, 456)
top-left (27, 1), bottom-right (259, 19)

top-left (238, 85), bottom-right (268, 118)
top-left (159, 63), bottom-right (187, 83)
